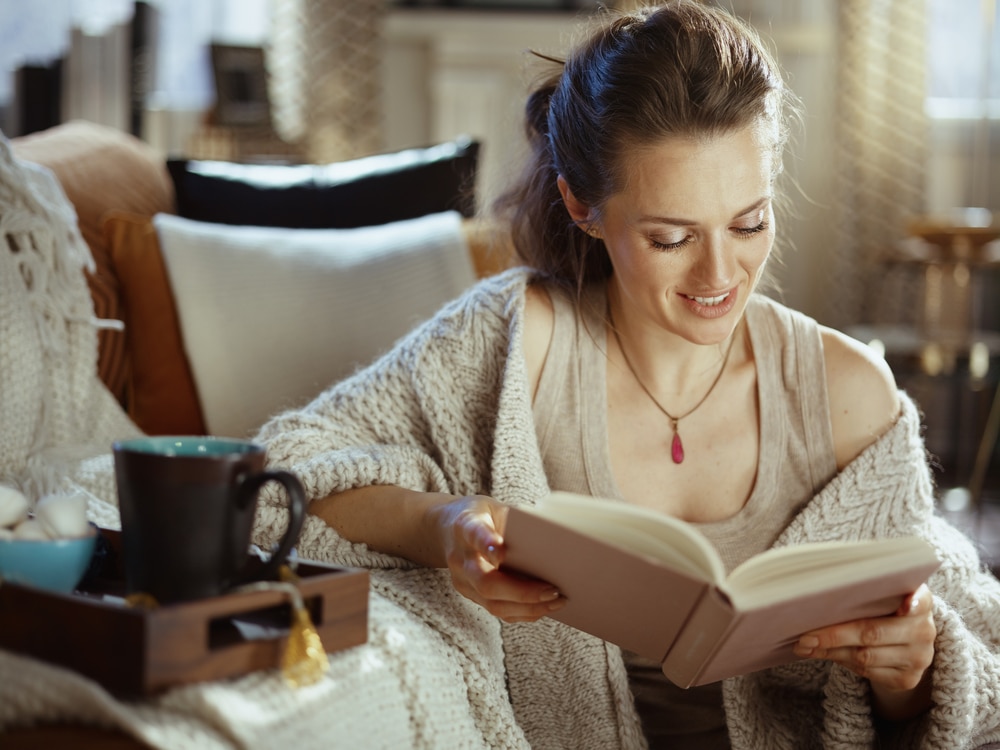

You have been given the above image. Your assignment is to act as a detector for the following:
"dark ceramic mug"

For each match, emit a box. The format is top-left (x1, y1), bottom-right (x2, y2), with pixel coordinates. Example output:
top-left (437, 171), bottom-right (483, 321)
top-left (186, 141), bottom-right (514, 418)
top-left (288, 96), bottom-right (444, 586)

top-left (112, 436), bottom-right (306, 604)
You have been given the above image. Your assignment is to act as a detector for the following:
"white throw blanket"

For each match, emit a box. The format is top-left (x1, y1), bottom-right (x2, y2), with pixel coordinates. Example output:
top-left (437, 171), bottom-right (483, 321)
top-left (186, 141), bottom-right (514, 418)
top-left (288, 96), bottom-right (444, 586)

top-left (1, 128), bottom-right (999, 749)
top-left (0, 133), bottom-right (140, 507)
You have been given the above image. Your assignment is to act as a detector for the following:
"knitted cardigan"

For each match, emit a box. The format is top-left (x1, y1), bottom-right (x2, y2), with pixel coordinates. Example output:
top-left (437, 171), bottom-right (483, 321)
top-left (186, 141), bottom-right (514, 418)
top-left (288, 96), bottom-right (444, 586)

top-left (252, 268), bottom-right (1000, 750)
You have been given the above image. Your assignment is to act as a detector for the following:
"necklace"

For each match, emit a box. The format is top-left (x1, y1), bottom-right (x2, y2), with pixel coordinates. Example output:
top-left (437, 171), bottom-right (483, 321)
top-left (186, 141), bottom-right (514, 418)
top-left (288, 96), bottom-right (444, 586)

top-left (608, 306), bottom-right (735, 465)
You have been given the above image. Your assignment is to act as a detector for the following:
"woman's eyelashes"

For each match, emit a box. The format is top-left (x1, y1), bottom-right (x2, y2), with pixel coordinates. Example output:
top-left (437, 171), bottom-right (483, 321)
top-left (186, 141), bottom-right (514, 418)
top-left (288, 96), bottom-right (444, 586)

top-left (648, 221), bottom-right (769, 251)
top-left (650, 234), bottom-right (694, 251)
top-left (734, 220), bottom-right (769, 237)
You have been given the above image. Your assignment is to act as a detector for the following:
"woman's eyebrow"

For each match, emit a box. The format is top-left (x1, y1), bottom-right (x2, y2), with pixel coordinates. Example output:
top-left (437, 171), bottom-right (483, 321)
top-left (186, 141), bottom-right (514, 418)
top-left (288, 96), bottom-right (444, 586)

top-left (638, 196), bottom-right (772, 226)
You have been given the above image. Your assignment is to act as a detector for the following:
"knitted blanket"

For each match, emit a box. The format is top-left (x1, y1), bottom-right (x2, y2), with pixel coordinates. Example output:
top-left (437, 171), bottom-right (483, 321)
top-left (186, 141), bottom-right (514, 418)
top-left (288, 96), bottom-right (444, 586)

top-left (0, 133), bottom-right (140, 509)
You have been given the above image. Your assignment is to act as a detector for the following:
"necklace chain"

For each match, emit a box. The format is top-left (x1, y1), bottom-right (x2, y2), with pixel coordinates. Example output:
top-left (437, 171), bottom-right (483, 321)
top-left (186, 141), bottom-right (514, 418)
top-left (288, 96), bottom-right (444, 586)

top-left (607, 303), bottom-right (736, 463)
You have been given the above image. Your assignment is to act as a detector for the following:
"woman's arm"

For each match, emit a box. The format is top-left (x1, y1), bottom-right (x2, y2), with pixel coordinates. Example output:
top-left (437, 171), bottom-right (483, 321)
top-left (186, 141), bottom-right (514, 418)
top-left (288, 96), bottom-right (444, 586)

top-left (309, 486), bottom-right (564, 622)
top-left (308, 485), bottom-right (460, 568)
top-left (301, 283), bottom-right (563, 621)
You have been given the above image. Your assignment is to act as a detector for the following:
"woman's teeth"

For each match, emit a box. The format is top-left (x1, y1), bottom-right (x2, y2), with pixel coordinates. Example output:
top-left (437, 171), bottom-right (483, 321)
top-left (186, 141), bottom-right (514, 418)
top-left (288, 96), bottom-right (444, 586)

top-left (687, 292), bottom-right (728, 306)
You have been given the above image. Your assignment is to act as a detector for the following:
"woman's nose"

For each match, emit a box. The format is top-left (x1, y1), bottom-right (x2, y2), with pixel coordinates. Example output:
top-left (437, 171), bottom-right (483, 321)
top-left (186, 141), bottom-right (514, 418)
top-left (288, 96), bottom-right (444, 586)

top-left (693, 235), bottom-right (736, 288)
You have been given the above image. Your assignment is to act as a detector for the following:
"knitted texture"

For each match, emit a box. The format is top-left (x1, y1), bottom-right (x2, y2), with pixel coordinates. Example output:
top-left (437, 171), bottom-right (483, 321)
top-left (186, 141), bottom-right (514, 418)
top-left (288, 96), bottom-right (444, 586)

top-left (0, 131), bottom-right (140, 506)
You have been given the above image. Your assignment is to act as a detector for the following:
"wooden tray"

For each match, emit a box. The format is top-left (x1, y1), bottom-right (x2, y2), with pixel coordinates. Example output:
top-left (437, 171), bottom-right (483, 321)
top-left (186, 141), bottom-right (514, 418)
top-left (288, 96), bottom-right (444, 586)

top-left (0, 528), bottom-right (369, 696)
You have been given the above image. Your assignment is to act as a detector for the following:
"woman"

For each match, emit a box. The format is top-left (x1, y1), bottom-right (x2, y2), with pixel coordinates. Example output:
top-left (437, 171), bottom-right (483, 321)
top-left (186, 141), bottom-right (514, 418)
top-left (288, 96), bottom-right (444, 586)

top-left (254, 3), bottom-right (1000, 747)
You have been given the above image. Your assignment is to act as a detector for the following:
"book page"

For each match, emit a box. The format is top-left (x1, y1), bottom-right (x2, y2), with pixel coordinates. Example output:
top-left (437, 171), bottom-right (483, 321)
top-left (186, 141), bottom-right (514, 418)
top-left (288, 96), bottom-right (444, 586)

top-left (724, 536), bottom-right (939, 609)
top-left (537, 493), bottom-right (725, 583)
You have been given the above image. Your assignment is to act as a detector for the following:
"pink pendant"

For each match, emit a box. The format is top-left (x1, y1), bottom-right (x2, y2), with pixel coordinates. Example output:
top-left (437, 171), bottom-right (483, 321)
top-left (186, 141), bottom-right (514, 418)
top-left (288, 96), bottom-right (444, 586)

top-left (671, 432), bottom-right (684, 464)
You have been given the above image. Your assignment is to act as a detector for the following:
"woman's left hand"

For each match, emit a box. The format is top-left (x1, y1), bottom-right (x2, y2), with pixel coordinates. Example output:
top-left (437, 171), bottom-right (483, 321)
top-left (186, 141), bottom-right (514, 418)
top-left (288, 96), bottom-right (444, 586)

top-left (793, 583), bottom-right (936, 721)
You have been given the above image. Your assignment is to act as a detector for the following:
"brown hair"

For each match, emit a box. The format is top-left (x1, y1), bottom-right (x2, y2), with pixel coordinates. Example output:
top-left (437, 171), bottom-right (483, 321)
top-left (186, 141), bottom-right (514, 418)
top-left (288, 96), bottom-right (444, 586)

top-left (493, 1), bottom-right (796, 296)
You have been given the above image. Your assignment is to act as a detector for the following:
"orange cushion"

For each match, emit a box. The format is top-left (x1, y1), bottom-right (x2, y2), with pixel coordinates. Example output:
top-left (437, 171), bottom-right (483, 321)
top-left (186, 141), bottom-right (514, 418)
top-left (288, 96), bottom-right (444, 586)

top-left (103, 211), bottom-right (207, 436)
top-left (11, 121), bottom-right (175, 405)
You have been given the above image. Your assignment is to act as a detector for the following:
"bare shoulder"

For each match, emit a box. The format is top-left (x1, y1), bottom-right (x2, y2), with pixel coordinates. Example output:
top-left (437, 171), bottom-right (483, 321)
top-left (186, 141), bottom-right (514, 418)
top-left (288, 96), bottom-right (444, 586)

top-left (522, 282), bottom-right (555, 402)
top-left (820, 326), bottom-right (901, 469)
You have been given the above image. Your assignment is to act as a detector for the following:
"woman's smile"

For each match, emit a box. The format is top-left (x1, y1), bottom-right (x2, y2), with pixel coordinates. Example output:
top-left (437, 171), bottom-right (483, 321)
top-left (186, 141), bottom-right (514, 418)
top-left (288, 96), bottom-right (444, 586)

top-left (679, 288), bottom-right (739, 318)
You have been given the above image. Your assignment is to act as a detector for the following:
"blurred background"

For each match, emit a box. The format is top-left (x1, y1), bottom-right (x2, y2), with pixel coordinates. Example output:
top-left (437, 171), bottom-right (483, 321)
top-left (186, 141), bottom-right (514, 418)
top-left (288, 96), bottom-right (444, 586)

top-left (1, 0), bottom-right (998, 559)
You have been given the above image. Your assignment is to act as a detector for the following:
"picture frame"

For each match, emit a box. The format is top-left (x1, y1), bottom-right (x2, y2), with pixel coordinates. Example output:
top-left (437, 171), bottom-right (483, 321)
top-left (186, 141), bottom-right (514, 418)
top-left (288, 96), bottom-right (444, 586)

top-left (210, 43), bottom-right (271, 128)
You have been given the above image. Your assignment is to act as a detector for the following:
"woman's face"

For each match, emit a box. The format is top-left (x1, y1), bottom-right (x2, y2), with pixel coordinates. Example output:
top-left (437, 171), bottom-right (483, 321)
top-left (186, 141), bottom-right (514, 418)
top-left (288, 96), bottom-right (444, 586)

top-left (590, 124), bottom-right (776, 347)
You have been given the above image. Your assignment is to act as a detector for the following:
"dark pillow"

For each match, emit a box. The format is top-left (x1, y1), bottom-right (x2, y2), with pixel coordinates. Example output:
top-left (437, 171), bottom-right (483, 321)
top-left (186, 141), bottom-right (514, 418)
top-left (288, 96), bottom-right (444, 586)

top-left (166, 137), bottom-right (480, 229)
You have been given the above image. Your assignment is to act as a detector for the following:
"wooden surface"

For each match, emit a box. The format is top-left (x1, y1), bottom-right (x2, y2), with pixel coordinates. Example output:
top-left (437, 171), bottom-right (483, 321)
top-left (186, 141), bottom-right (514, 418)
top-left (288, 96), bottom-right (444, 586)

top-left (0, 529), bottom-right (369, 696)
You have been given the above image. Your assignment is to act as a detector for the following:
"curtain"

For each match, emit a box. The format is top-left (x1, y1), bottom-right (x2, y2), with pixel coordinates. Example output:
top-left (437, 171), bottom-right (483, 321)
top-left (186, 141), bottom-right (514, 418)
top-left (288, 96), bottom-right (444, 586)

top-left (828, 0), bottom-right (928, 329)
top-left (269, 0), bottom-right (386, 163)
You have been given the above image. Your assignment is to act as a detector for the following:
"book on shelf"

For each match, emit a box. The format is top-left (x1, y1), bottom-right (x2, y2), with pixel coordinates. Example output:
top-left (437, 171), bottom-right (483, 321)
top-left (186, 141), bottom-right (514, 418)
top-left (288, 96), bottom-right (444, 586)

top-left (501, 491), bottom-right (941, 688)
top-left (11, 60), bottom-right (62, 136)
top-left (128, 1), bottom-right (159, 137)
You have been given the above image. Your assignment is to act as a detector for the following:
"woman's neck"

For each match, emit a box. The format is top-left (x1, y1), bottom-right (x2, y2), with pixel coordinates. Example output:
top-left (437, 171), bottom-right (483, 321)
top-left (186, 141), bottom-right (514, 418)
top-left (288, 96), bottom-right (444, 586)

top-left (605, 283), bottom-right (744, 400)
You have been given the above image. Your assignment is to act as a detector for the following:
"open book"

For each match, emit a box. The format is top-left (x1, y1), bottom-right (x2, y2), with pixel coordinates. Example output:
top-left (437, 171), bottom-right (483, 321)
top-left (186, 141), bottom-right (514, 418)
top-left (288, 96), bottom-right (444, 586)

top-left (501, 492), bottom-right (941, 688)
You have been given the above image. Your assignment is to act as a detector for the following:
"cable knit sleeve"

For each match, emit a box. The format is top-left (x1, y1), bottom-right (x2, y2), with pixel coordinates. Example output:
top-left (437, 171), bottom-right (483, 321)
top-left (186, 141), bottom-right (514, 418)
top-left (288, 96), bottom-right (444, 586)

top-left (251, 268), bottom-right (534, 569)
top-left (723, 394), bottom-right (1000, 749)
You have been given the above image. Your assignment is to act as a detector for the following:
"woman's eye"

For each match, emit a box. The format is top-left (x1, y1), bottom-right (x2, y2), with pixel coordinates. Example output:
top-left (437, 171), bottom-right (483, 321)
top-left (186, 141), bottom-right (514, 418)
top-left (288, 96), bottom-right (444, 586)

top-left (734, 221), bottom-right (768, 237)
top-left (650, 235), bottom-right (692, 251)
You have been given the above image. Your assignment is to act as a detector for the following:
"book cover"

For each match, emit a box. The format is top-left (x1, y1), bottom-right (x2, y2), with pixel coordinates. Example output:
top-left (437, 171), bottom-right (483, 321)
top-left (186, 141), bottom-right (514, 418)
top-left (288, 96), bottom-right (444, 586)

top-left (501, 492), bottom-right (941, 687)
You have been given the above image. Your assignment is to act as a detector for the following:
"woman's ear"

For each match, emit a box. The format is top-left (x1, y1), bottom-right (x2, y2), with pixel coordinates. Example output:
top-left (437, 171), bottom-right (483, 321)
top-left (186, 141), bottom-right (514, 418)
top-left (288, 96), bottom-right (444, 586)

top-left (556, 175), bottom-right (596, 230)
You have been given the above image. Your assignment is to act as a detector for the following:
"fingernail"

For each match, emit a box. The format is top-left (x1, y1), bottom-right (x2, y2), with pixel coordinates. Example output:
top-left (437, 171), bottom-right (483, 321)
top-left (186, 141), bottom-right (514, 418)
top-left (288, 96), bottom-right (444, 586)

top-left (540, 587), bottom-right (560, 602)
top-left (795, 635), bottom-right (819, 655)
top-left (547, 598), bottom-right (566, 612)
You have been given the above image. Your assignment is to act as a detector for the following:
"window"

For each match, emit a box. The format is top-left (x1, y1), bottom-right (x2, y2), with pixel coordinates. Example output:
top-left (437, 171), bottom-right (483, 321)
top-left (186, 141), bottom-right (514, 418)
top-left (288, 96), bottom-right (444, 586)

top-left (926, 0), bottom-right (1000, 120)
top-left (925, 0), bottom-right (999, 212)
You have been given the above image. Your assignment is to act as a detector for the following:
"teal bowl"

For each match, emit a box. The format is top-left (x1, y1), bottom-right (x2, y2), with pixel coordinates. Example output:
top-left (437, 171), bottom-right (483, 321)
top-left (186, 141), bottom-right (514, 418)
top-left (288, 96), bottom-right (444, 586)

top-left (0, 526), bottom-right (98, 594)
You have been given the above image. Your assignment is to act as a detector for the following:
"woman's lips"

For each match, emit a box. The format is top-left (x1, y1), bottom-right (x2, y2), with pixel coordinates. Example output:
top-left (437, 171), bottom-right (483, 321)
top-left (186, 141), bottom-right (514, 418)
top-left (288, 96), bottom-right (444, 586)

top-left (679, 288), bottom-right (737, 318)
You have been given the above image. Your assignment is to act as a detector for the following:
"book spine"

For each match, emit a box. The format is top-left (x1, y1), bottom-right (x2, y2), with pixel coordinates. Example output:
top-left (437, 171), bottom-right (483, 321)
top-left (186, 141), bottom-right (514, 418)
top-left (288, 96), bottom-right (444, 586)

top-left (661, 587), bottom-right (737, 688)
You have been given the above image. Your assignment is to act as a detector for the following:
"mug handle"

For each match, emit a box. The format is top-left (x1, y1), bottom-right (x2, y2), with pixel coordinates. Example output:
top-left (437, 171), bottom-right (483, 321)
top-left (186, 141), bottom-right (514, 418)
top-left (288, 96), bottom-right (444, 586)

top-left (238, 469), bottom-right (307, 581)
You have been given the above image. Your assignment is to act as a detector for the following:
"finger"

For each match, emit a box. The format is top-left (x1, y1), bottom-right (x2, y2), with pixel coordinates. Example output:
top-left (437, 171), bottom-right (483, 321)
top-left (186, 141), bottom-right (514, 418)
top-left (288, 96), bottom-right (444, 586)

top-left (455, 567), bottom-right (565, 622)
top-left (798, 613), bottom-right (935, 654)
top-left (812, 649), bottom-right (932, 691)
top-left (454, 506), bottom-right (504, 566)
top-left (896, 583), bottom-right (932, 617)
top-left (797, 589), bottom-right (936, 654)
top-left (489, 597), bottom-right (567, 623)
top-left (474, 566), bottom-right (561, 605)
top-left (805, 642), bottom-right (932, 673)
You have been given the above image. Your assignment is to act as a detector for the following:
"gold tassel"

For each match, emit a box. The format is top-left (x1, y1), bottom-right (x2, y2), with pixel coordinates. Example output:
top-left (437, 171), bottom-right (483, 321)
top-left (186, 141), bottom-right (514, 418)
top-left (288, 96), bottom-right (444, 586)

top-left (279, 565), bottom-right (329, 688)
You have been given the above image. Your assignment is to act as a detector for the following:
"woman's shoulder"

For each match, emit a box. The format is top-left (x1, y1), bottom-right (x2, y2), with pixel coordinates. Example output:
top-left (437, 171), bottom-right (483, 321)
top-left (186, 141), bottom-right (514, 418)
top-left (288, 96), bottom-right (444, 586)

top-left (748, 294), bottom-right (900, 469)
top-left (819, 324), bottom-right (900, 469)
top-left (428, 267), bottom-right (536, 332)
top-left (522, 280), bottom-right (557, 402)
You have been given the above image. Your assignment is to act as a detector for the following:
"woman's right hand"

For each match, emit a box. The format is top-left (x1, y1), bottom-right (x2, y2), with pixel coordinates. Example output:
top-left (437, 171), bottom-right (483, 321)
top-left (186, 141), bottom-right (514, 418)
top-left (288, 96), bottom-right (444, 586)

top-left (430, 495), bottom-right (565, 623)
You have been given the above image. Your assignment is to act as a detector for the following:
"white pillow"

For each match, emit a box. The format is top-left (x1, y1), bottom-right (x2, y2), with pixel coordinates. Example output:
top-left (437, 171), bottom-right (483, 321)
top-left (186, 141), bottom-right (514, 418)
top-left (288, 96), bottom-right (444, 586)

top-left (154, 211), bottom-right (476, 438)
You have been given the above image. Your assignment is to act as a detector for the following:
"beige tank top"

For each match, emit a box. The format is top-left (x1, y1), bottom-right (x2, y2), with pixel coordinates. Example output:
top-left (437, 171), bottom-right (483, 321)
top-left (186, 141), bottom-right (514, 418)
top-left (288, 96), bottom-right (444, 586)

top-left (531, 283), bottom-right (837, 750)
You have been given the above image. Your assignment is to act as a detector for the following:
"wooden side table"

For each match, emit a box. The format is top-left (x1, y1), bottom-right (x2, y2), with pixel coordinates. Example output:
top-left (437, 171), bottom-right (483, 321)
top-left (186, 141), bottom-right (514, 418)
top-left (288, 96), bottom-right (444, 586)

top-left (857, 209), bottom-right (1000, 509)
